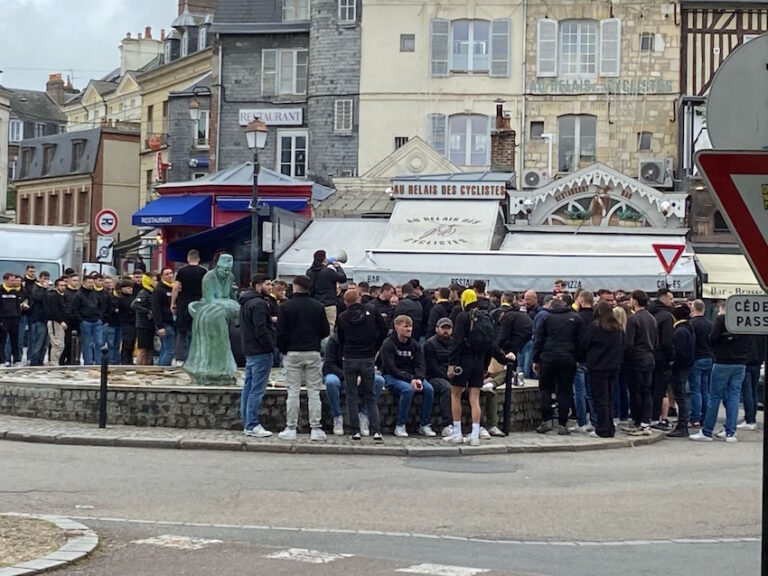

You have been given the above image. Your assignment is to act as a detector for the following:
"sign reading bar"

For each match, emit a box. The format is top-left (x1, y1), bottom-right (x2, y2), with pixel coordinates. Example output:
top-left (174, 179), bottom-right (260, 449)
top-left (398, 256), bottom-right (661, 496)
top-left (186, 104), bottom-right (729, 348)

top-left (392, 181), bottom-right (507, 199)
top-left (239, 108), bottom-right (303, 126)
top-left (725, 294), bottom-right (768, 334)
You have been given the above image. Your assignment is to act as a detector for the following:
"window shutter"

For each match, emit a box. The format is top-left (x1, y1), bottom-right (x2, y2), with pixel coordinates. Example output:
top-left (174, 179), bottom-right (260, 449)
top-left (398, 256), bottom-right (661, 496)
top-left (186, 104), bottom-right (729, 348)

top-left (261, 49), bottom-right (278, 96)
top-left (599, 18), bottom-right (621, 77)
top-left (430, 19), bottom-right (450, 77)
top-left (427, 113), bottom-right (447, 155)
top-left (490, 18), bottom-right (510, 77)
top-left (536, 19), bottom-right (558, 77)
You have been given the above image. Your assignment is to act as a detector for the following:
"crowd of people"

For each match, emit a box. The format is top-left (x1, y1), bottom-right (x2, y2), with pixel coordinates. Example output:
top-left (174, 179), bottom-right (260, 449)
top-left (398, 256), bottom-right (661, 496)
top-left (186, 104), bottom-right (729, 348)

top-left (0, 248), bottom-right (764, 445)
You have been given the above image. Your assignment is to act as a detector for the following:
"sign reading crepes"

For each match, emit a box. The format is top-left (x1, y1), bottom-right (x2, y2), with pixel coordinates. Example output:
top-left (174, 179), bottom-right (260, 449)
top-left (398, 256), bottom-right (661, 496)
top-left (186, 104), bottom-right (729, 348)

top-left (725, 294), bottom-right (768, 334)
top-left (392, 181), bottom-right (506, 199)
top-left (238, 108), bottom-right (303, 126)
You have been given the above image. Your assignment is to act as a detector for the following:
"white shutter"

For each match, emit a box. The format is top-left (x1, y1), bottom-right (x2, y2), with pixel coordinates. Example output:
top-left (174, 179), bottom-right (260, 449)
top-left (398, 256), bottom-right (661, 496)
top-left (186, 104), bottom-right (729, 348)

top-left (430, 19), bottom-right (450, 77)
top-left (536, 19), bottom-right (558, 77)
top-left (261, 49), bottom-right (278, 96)
top-left (490, 18), bottom-right (510, 77)
top-left (599, 18), bottom-right (621, 77)
top-left (427, 113), bottom-right (447, 155)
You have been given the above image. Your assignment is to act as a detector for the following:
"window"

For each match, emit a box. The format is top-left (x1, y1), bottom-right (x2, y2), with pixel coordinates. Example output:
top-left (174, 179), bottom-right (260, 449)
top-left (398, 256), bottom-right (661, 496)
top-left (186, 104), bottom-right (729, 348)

top-left (19, 195), bottom-right (30, 224)
top-left (47, 193), bottom-right (59, 225)
top-left (451, 20), bottom-right (489, 72)
top-left (147, 104), bottom-right (154, 135)
top-left (33, 195), bottom-right (45, 225)
top-left (20, 148), bottom-right (32, 178)
top-left (71, 140), bottom-right (85, 171)
top-left (146, 170), bottom-right (154, 194)
top-left (400, 34), bottom-right (415, 52)
top-left (262, 49), bottom-right (308, 96)
top-left (558, 115), bottom-right (596, 172)
top-left (714, 211), bottom-right (730, 232)
top-left (530, 121), bottom-right (545, 139)
top-left (42, 145), bottom-right (56, 175)
top-left (34, 123), bottom-right (45, 138)
top-left (199, 27), bottom-right (207, 50)
top-left (77, 189), bottom-right (89, 224)
top-left (181, 31), bottom-right (189, 57)
top-left (448, 114), bottom-right (490, 166)
top-left (193, 173), bottom-right (206, 179)
top-left (431, 18), bottom-right (509, 77)
top-left (196, 110), bottom-right (210, 147)
top-left (58, 125), bottom-right (66, 134)
top-left (394, 136), bottom-right (409, 150)
top-left (62, 191), bottom-right (73, 225)
top-left (162, 100), bottom-right (169, 134)
top-left (9, 120), bottom-right (22, 143)
top-left (164, 41), bottom-right (172, 63)
top-left (338, 0), bottom-right (355, 24)
top-left (640, 32), bottom-right (654, 52)
top-left (8, 160), bottom-right (15, 182)
top-left (537, 18), bottom-right (621, 78)
top-left (637, 131), bottom-right (652, 151)
top-left (334, 99), bottom-right (353, 133)
top-left (560, 20), bottom-right (598, 77)
top-left (277, 130), bottom-right (307, 177)
top-left (282, 0), bottom-right (309, 21)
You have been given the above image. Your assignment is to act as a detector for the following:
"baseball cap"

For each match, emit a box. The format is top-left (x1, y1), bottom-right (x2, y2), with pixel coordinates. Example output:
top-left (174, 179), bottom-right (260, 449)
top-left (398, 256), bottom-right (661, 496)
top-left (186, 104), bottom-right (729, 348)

top-left (437, 317), bottom-right (453, 328)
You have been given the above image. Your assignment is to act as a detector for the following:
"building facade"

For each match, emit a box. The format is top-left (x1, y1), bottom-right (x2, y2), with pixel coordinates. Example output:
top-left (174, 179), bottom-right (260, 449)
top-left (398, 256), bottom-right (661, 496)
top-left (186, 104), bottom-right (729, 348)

top-left (0, 86), bottom-right (10, 215)
top-left (166, 74), bottom-right (212, 183)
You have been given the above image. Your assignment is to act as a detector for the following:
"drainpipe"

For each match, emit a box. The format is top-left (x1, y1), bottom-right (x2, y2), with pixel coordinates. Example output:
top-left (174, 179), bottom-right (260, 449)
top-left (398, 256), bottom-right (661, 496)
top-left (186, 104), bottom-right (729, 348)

top-left (519, 0), bottom-right (528, 187)
top-left (215, 43), bottom-right (223, 172)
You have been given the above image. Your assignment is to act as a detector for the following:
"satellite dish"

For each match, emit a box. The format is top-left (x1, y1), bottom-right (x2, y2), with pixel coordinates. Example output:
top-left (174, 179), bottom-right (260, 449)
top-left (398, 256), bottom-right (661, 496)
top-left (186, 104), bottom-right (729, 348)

top-left (707, 33), bottom-right (768, 150)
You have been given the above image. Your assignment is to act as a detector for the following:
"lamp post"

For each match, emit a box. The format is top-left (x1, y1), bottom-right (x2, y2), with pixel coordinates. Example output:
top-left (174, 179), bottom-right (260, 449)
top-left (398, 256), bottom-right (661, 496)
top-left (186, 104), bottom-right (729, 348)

top-left (245, 118), bottom-right (268, 276)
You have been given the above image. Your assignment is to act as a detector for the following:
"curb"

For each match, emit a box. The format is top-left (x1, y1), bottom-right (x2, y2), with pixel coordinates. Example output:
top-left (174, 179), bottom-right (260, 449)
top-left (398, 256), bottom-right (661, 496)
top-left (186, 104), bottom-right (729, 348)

top-left (0, 514), bottom-right (98, 576)
top-left (0, 428), bottom-right (664, 456)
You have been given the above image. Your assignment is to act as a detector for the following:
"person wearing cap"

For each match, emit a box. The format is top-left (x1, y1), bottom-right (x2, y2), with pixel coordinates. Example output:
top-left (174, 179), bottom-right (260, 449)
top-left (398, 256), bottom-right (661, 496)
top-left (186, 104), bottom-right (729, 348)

top-left (423, 317), bottom-right (459, 437)
top-left (71, 273), bottom-right (105, 365)
top-left (666, 304), bottom-right (695, 438)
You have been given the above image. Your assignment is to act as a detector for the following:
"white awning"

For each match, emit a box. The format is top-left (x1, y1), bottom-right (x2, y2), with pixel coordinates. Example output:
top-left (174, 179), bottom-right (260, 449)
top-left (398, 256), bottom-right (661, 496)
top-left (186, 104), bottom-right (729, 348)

top-left (697, 253), bottom-right (767, 299)
top-left (277, 218), bottom-right (388, 278)
top-left (376, 200), bottom-right (501, 251)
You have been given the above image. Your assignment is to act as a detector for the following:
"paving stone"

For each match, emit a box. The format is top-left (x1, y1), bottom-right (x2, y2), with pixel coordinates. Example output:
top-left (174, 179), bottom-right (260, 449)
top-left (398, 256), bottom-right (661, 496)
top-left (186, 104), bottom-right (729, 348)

top-left (179, 439), bottom-right (244, 451)
top-left (407, 446), bottom-right (461, 457)
top-left (459, 444), bottom-right (508, 456)
top-left (0, 568), bottom-right (35, 576)
top-left (243, 442), bottom-right (294, 454)
top-left (114, 437), bottom-right (181, 449)
top-left (11, 559), bottom-right (65, 571)
top-left (56, 435), bottom-right (116, 447)
top-left (40, 550), bottom-right (87, 562)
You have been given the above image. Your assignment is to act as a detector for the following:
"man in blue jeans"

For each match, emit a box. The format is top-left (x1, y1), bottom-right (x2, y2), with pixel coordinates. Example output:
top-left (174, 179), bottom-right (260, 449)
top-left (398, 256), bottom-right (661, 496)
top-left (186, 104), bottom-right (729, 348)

top-left (71, 274), bottom-right (105, 365)
top-left (691, 301), bottom-right (748, 442)
top-left (380, 315), bottom-right (435, 438)
top-left (151, 267), bottom-right (176, 366)
top-left (687, 299), bottom-right (714, 426)
top-left (737, 334), bottom-right (767, 431)
top-left (238, 274), bottom-right (275, 438)
top-left (572, 290), bottom-right (596, 432)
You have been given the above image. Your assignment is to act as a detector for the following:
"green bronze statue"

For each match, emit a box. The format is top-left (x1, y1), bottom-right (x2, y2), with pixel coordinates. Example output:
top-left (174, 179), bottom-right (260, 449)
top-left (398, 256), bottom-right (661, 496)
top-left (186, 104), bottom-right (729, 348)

top-left (184, 254), bottom-right (240, 385)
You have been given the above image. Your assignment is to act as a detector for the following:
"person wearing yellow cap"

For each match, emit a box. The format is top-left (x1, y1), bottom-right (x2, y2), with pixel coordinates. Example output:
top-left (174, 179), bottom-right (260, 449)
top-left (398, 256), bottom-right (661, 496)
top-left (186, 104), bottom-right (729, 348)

top-left (131, 273), bottom-right (158, 365)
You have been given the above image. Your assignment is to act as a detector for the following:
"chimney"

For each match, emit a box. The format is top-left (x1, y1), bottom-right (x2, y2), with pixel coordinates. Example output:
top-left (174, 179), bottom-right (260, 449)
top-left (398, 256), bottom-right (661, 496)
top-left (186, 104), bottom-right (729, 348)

top-left (145, 26), bottom-right (152, 39)
top-left (137, 32), bottom-right (142, 39)
top-left (161, 28), bottom-right (166, 41)
top-left (64, 75), bottom-right (75, 94)
top-left (126, 31), bottom-right (131, 38)
top-left (490, 101), bottom-right (516, 173)
top-left (46, 73), bottom-right (65, 105)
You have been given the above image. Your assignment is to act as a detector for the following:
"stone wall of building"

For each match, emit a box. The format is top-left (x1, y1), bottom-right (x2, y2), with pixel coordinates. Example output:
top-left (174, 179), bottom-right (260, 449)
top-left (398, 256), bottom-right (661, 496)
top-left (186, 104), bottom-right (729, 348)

top-left (167, 93), bottom-right (211, 183)
top-left (0, 381), bottom-right (541, 432)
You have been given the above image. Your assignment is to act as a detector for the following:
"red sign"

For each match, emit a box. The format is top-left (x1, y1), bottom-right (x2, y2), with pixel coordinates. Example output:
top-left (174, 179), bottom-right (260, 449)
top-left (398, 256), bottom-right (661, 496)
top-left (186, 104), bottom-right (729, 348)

top-left (94, 208), bottom-right (119, 235)
top-left (652, 243), bottom-right (685, 275)
top-left (695, 150), bottom-right (768, 290)
top-left (148, 134), bottom-right (163, 151)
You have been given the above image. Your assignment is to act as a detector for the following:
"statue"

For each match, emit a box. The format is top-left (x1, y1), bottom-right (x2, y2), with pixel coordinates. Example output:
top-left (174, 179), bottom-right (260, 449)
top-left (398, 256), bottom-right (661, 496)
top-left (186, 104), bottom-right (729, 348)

top-left (184, 254), bottom-right (241, 386)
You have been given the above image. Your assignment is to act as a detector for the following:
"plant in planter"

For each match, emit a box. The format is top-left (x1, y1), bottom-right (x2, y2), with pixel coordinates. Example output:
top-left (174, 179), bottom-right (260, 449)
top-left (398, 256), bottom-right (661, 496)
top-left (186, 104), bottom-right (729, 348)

top-left (617, 207), bottom-right (645, 227)
top-left (564, 206), bottom-right (590, 225)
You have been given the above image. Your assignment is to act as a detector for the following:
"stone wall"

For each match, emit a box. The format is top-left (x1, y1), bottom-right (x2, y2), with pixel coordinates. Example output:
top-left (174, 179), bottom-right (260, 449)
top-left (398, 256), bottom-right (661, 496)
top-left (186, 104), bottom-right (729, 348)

top-left (0, 381), bottom-right (540, 432)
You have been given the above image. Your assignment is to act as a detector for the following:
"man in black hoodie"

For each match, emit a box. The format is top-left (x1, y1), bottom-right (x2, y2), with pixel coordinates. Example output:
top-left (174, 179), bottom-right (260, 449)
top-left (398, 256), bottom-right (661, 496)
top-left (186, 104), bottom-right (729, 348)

top-left (306, 249), bottom-right (347, 332)
top-left (47, 277), bottom-right (68, 366)
top-left (337, 288), bottom-right (388, 440)
top-left (572, 290), bottom-right (596, 433)
top-left (427, 287), bottom-right (453, 337)
top-left (61, 274), bottom-right (80, 365)
top-left (394, 283), bottom-right (423, 341)
top-left (532, 298), bottom-right (584, 435)
top-left (152, 267), bottom-right (176, 366)
top-left (71, 274), bottom-right (105, 365)
top-left (239, 273), bottom-right (275, 438)
top-left (688, 299), bottom-right (714, 426)
top-left (27, 271), bottom-right (50, 366)
top-left (372, 283), bottom-right (395, 329)
top-left (738, 334), bottom-right (767, 431)
top-left (649, 288), bottom-right (675, 430)
top-left (624, 290), bottom-right (658, 435)
top-left (0, 272), bottom-right (23, 366)
top-left (666, 305), bottom-right (695, 438)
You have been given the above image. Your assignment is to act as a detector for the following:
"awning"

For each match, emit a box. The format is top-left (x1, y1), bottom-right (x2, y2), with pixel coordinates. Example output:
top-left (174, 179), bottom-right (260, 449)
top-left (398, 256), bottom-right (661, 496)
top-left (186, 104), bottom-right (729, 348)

top-left (697, 253), bottom-right (767, 298)
top-left (216, 197), bottom-right (309, 213)
top-left (375, 200), bottom-right (502, 251)
top-left (354, 233), bottom-right (697, 292)
top-left (166, 216), bottom-right (251, 262)
top-left (132, 195), bottom-right (211, 227)
top-left (277, 218), bottom-right (389, 278)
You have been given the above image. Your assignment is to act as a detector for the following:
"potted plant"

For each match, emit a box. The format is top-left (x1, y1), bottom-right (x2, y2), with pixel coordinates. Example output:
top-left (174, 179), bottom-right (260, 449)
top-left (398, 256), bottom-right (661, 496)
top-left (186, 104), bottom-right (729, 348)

top-left (617, 207), bottom-right (644, 227)
top-left (565, 206), bottom-right (590, 225)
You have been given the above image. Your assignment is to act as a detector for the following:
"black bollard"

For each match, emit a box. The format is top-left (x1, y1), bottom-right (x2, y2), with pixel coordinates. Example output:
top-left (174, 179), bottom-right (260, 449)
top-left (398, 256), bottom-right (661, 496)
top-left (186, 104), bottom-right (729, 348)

top-left (98, 343), bottom-right (109, 428)
top-left (501, 363), bottom-right (513, 436)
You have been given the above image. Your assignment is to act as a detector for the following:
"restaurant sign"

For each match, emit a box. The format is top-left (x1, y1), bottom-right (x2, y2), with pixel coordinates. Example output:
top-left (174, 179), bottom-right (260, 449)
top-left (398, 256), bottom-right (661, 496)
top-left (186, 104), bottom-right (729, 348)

top-left (238, 108), bottom-right (303, 126)
top-left (392, 180), bottom-right (507, 200)
top-left (528, 78), bottom-right (674, 95)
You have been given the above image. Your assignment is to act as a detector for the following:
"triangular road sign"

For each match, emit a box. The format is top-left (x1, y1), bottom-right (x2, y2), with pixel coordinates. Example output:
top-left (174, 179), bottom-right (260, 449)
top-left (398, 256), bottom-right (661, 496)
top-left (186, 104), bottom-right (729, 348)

top-left (695, 150), bottom-right (768, 291)
top-left (652, 244), bottom-right (686, 275)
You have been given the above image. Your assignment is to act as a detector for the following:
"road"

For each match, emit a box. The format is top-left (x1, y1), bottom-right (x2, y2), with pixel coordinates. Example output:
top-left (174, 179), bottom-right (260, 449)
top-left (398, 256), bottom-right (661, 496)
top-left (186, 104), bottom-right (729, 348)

top-left (0, 434), bottom-right (762, 575)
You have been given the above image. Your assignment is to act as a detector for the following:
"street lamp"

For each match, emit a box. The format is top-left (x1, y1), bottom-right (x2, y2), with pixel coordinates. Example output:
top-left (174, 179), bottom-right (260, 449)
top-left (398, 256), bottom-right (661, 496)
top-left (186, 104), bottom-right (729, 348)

top-left (188, 97), bottom-right (200, 121)
top-left (245, 118), bottom-right (268, 276)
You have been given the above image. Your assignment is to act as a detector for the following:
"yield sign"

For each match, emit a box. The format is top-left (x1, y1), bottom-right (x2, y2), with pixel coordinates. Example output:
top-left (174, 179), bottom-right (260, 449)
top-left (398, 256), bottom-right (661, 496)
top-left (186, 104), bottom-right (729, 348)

top-left (695, 150), bottom-right (768, 291)
top-left (652, 244), bottom-right (685, 275)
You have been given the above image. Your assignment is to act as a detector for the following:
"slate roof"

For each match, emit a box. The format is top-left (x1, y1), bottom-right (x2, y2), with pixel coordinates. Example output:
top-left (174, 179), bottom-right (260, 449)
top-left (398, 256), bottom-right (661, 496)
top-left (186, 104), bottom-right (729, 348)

top-left (158, 161), bottom-right (312, 189)
top-left (8, 89), bottom-right (67, 124)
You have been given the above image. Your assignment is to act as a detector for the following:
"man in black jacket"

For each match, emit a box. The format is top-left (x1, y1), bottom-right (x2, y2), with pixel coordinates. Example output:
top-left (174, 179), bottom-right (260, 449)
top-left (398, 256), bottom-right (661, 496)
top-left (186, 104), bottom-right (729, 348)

top-left (47, 277), bottom-right (68, 366)
top-left (151, 267), bottom-right (176, 366)
top-left (60, 273), bottom-right (80, 365)
top-left (0, 273), bottom-right (23, 366)
top-left (533, 298), bottom-right (583, 435)
top-left (572, 290), bottom-right (596, 433)
top-left (649, 289), bottom-right (675, 430)
top-left (424, 317), bottom-right (458, 438)
top-left (372, 283), bottom-right (395, 329)
top-left (624, 290), bottom-right (658, 435)
top-left (71, 274), bottom-right (105, 365)
top-left (306, 249), bottom-right (346, 332)
top-left (116, 281), bottom-right (136, 365)
top-left (427, 287), bottom-right (453, 337)
top-left (666, 305), bottom-right (696, 438)
top-left (277, 275), bottom-right (330, 441)
top-left (688, 299), bottom-right (714, 426)
top-left (394, 283), bottom-right (423, 341)
top-left (337, 288), bottom-right (388, 440)
top-left (239, 273), bottom-right (275, 438)
top-left (27, 271), bottom-right (50, 366)
top-left (738, 334), bottom-right (767, 431)
top-left (131, 274), bottom-right (156, 366)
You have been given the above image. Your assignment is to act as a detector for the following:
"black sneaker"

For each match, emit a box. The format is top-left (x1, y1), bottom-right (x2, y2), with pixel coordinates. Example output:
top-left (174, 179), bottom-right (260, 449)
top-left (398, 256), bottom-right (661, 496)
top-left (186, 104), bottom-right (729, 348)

top-left (557, 425), bottom-right (571, 436)
top-left (351, 432), bottom-right (362, 441)
top-left (666, 427), bottom-right (688, 438)
top-left (536, 421), bottom-right (553, 434)
top-left (373, 432), bottom-right (383, 442)
top-left (651, 420), bottom-right (672, 431)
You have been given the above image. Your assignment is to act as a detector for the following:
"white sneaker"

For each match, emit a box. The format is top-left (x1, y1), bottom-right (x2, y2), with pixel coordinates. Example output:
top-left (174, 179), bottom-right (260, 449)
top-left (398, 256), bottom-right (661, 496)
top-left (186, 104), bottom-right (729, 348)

top-left (569, 424), bottom-right (590, 433)
top-left (444, 433), bottom-right (464, 444)
top-left (725, 435), bottom-right (738, 443)
top-left (588, 431), bottom-right (599, 438)
top-left (359, 413), bottom-right (370, 436)
top-left (394, 425), bottom-right (408, 438)
top-left (689, 430), bottom-right (712, 442)
top-left (479, 427), bottom-right (491, 440)
top-left (441, 425), bottom-right (454, 437)
top-left (174, 360), bottom-right (184, 367)
top-left (737, 421), bottom-right (757, 431)
top-left (310, 428), bottom-right (327, 442)
top-left (418, 425), bottom-right (436, 437)
top-left (244, 425), bottom-right (272, 438)
top-left (487, 426), bottom-right (505, 437)
top-left (715, 428), bottom-right (727, 439)
top-left (469, 436), bottom-right (480, 446)
top-left (333, 416), bottom-right (344, 436)
top-left (278, 427), bottom-right (297, 441)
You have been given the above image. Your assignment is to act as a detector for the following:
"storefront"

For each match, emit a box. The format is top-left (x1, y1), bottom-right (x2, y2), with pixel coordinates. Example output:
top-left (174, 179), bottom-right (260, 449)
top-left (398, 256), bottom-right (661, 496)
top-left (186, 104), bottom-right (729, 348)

top-left (696, 253), bottom-right (768, 299)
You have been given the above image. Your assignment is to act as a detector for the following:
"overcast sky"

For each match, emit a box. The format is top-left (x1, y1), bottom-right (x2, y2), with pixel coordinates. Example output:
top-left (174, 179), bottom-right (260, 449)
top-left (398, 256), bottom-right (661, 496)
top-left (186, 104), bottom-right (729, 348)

top-left (0, 0), bottom-right (178, 91)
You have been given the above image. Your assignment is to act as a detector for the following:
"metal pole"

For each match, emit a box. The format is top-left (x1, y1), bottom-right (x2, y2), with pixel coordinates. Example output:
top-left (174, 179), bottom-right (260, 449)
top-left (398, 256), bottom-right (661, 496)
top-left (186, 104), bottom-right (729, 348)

top-left (502, 362), bottom-right (513, 435)
top-left (250, 151), bottom-right (260, 276)
top-left (98, 343), bottom-right (109, 428)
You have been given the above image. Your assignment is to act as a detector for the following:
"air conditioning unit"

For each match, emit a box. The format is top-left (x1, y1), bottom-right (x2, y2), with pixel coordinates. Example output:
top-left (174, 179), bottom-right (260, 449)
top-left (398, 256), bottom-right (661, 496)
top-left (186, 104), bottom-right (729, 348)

top-left (638, 157), bottom-right (673, 188)
top-left (522, 169), bottom-right (551, 189)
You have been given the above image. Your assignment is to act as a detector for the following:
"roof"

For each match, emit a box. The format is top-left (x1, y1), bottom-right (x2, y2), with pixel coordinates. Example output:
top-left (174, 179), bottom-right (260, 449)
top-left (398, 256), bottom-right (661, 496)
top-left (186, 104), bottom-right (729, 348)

top-left (90, 80), bottom-right (119, 97)
top-left (393, 171), bottom-right (516, 184)
top-left (8, 89), bottom-right (67, 124)
top-left (172, 3), bottom-right (210, 28)
top-left (100, 68), bottom-right (122, 83)
top-left (210, 22), bottom-right (310, 34)
top-left (157, 162), bottom-right (313, 190)
top-left (169, 72), bottom-right (212, 97)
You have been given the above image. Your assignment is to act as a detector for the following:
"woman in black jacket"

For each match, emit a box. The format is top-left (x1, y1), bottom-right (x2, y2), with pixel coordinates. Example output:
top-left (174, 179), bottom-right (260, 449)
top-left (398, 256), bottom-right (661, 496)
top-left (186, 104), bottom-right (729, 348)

top-left (581, 301), bottom-right (625, 437)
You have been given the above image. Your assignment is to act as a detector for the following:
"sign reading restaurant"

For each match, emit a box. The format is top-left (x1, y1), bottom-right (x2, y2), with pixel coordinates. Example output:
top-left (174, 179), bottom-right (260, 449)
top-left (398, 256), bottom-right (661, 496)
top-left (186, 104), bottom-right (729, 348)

top-left (392, 180), bottom-right (506, 199)
top-left (238, 108), bottom-right (303, 126)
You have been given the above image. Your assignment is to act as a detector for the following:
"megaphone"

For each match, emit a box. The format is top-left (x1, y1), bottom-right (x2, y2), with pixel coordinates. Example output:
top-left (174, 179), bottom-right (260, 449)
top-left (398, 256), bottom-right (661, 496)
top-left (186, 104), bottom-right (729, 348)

top-left (327, 250), bottom-right (348, 265)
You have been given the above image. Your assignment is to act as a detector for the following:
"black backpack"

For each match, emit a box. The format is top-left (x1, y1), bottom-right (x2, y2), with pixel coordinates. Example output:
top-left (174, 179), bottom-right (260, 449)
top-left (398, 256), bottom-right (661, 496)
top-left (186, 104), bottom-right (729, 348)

top-left (466, 308), bottom-right (494, 352)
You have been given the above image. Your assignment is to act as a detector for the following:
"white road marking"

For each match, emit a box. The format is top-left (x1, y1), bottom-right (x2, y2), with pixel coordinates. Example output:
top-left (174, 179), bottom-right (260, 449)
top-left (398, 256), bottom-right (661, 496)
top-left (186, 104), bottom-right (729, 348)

top-left (266, 548), bottom-right (353, 564)
top-left (397, 563), bottom-right (490, 576)
top-left (131, 534), bottom-right (222, 550)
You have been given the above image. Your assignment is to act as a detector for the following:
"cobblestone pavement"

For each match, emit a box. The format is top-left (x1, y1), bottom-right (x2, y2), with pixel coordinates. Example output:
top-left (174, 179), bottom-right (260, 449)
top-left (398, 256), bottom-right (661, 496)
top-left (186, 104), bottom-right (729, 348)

top-left (0, 413), bottom-right (662, 456)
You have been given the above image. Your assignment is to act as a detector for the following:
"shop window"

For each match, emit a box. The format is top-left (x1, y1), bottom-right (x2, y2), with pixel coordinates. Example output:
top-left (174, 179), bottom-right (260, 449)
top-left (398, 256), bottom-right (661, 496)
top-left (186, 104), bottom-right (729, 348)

top-left (277, 130), bottom-right (307, 178)
top-left (282, 0), bottom-right (309, 21)
top-left (558, 114), bottom-right (596, 172)
top-left (637, 131), bottom-right (652, 151)
top-left (448, 114), bottom-right (490, 166)
top-left (530, 121), bottom-right (544, 139)
top-left (261, 49), bottom-right (308, 96)
top-left (400, 34), bottom-right (415, 52)
top-left (713, 210), bottom-right (730, 232)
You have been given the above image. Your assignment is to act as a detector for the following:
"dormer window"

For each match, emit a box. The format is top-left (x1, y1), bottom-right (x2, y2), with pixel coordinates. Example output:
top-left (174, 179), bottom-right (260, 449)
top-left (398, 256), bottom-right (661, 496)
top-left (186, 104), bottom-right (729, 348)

top-left (164, 41), bottom-right (172, 64)
top-left (181, 31), bottom-right (189, 57)
top-left (199, 27), bottom-right (207, 50)
top-left (71, 140), bottom-right (85, 172)
top-left (42, 145), bottom-right (56, 175)
top-left (20, 148), bottom-right (33, 178)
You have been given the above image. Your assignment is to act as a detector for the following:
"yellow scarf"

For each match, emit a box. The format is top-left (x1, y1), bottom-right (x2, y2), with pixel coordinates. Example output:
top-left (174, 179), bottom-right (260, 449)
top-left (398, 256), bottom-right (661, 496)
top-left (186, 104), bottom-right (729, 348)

top-left (141, 274), bottom-right (155, 292)
top-left (162, 280), bottom-right (174, 289)
top-left (2, 283), bottom-right (19, 292)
